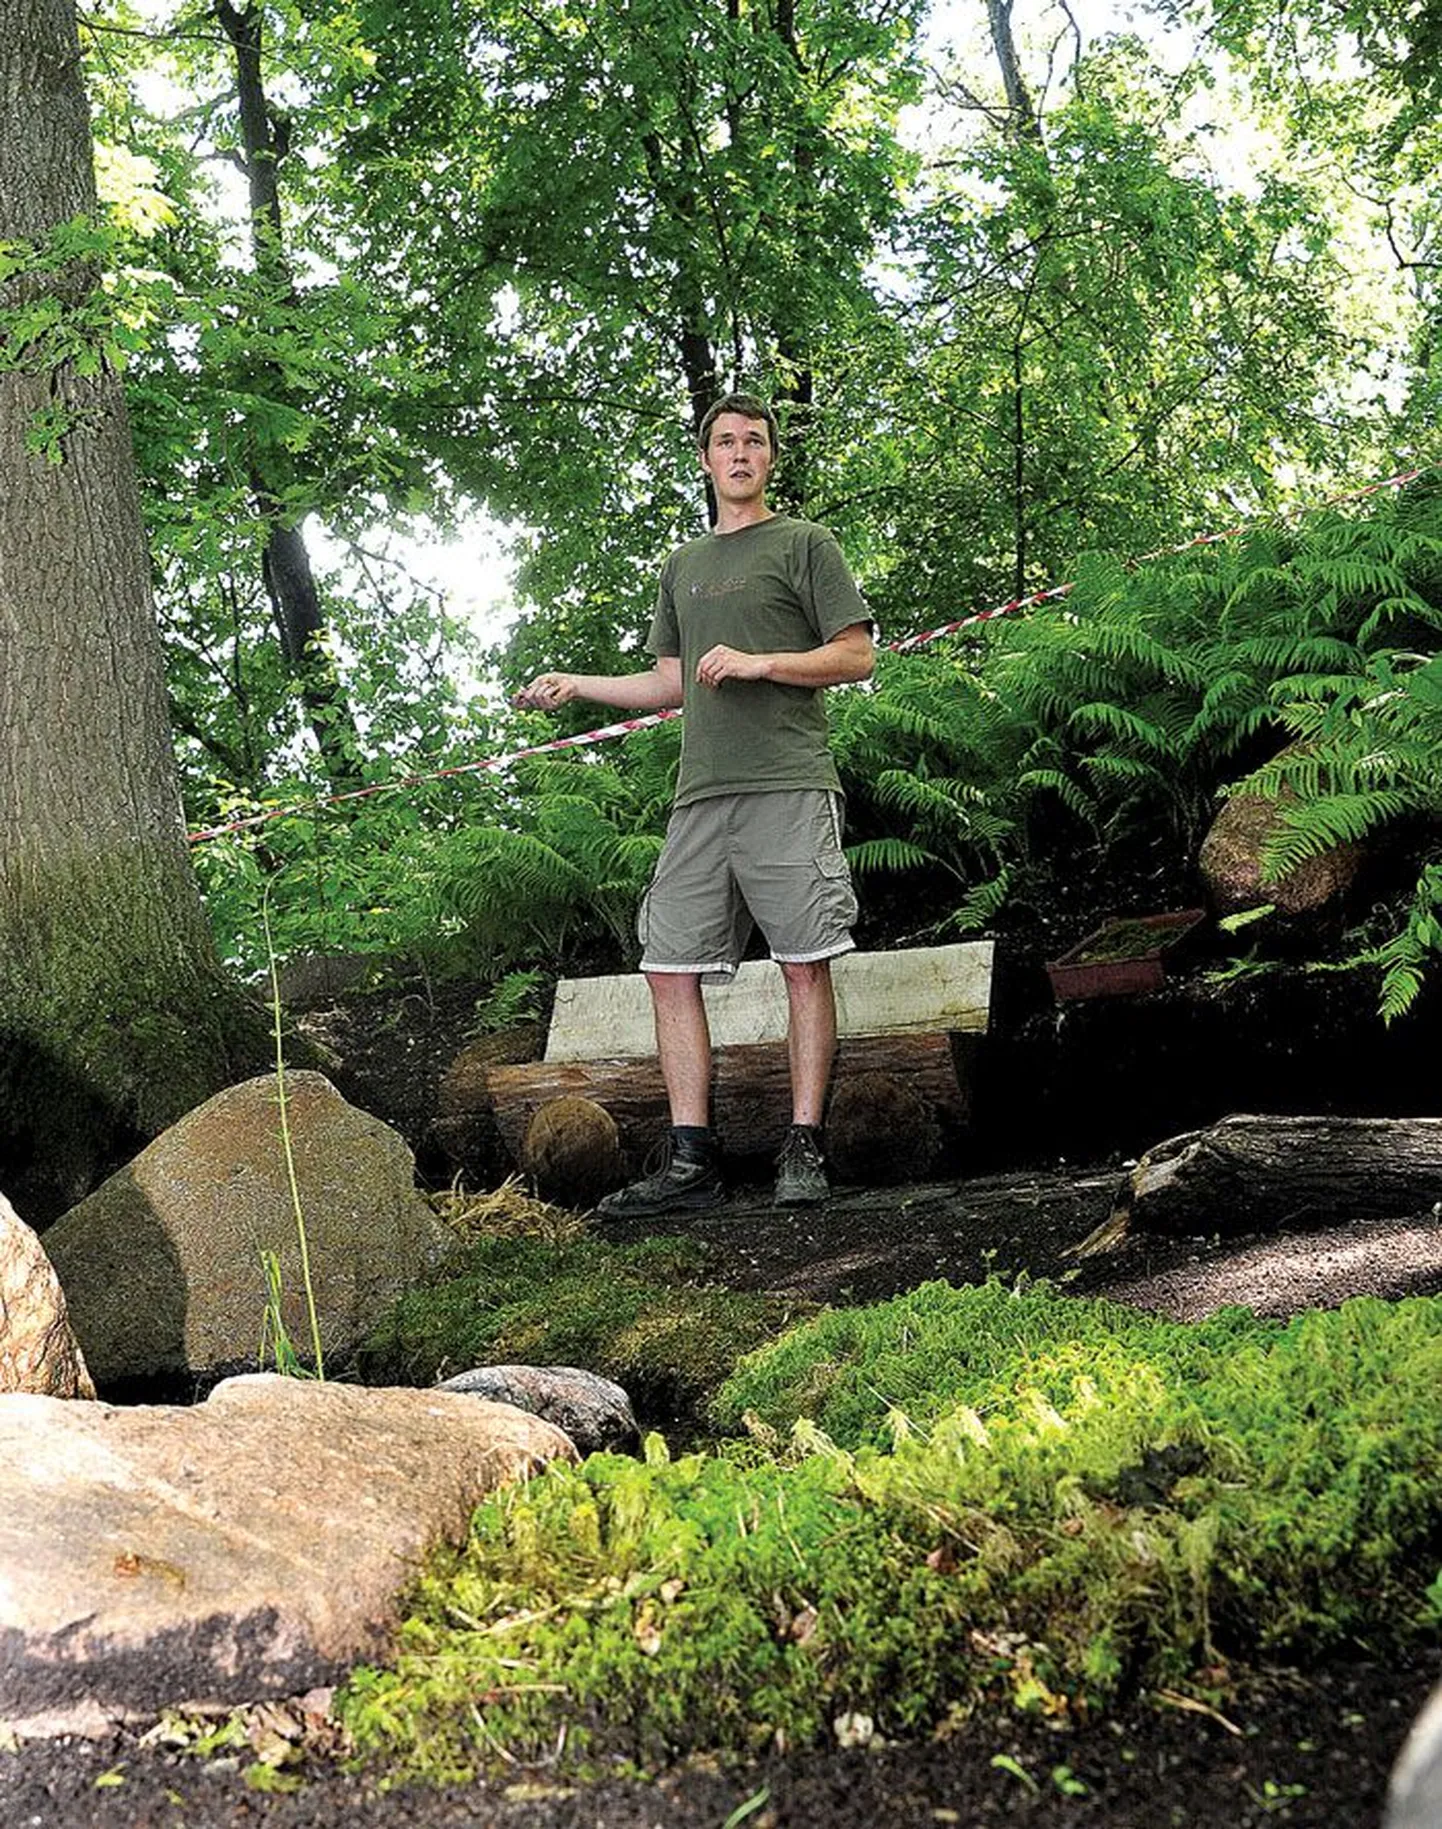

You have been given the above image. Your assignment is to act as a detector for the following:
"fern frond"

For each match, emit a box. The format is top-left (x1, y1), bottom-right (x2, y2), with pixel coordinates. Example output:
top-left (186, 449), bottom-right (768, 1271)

top-left (1258, 791), bottom-right (1412, 878)
top-left (1066, 701), bottom-right (1173, 753)
top-left (845, 836), bottom-right (942, 877)
top-left (1015, 768), bottom-right (1097, 822)
top-left (1357, 594), bottom-right (1442, 643)
top-left (1184, 696), bottom-right (1276, 753)
top-left (875, 770), bottom-right (986, 819)
top-left (442, 828), bottom-right (586, 921)
top-left (944, 867), bottom-right (1012, 933)
top-left (1079, 755), bottom-right (1168, 787)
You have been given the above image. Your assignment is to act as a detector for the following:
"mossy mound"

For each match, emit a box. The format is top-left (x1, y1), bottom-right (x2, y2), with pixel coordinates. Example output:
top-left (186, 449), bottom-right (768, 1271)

top-left (356, 1215), bottom-right (811, 1431)
top-left (339, 1280), bottom-right (1442, 1784)
top-left (710, 1275), bottom-right (1266, 1446)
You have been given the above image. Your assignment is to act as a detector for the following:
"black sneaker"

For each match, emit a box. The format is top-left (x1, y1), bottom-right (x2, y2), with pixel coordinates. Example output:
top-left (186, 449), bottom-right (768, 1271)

top-left (774, 1125), bottom-right (828, 1208)
top-left (595, 1145), bottom-right (724, 1219)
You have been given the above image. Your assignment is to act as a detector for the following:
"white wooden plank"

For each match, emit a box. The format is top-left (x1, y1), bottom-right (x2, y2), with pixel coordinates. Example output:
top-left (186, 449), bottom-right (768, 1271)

top-left (544, 941), bottom-right (993, 1063)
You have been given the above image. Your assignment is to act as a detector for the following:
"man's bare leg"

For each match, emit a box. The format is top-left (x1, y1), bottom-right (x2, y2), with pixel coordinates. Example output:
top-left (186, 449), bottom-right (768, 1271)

top-left (594, 971), bottom-right (721, 1217)
top-left (779, 958), bottom-right (838, 1126)
top-left (774, 959), bottom-right (837, 1209)
top-left (646, 969), bottom-right (712, 1127)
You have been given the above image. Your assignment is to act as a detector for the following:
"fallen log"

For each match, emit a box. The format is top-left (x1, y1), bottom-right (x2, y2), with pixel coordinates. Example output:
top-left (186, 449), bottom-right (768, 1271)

top-left (485, 1032), bottom-right (970, 1169)
top-left (475, 943), bottom-right (993, 1177)
top-left (1071, 1114), bottom-right (1442, 1257)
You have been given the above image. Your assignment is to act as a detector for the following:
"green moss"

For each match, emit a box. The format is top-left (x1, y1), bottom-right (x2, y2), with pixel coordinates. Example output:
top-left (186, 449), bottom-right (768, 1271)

top-left (1068, 917), bottom-right (1189, 964)
top-left (710, 1276), bottom-right (1268, 1446)
top-left (338, 1280), bottom-right (1442, 1785)
top-left (356, 1231), bottom-right (811, 1431)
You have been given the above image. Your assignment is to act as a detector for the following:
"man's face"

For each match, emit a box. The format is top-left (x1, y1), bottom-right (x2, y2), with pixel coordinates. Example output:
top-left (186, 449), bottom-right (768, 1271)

top-left (701, 412), bottom-right (774, 505)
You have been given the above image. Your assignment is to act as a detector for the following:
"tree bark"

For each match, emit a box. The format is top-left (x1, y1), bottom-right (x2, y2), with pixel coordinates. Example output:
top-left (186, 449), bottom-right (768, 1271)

top-left (0, 0), bottom-right (267, 1221)
top-left (1075, 1115), bottom-right (1442, 1255)
top-left (214, 0), bottom-right (363, 789)
top-left (987, 0), bottom-right (1043, 142)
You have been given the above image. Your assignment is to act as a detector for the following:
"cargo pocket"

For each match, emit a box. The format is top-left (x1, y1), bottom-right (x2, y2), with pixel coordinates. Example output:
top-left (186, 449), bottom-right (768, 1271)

top-left (815, 849), bottom-right (859, 931)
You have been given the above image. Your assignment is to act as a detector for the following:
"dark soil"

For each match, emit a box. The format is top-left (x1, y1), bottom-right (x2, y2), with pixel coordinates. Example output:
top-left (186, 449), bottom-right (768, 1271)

top-left (2, 1651), bottom-right (1435, 1828)
top-left (12, 960), bottom-right (1440, 1827)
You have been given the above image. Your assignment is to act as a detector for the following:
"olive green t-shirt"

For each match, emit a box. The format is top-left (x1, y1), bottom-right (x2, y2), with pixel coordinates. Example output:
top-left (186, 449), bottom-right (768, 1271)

top-left (647, 514), bottom-right (870, 807)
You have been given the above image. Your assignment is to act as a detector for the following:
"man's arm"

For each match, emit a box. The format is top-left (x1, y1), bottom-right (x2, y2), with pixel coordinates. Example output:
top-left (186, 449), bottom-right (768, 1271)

top-left (515, 656), bottom-right (684, 713)
top-left (694, 622), bottom-right (875, 692)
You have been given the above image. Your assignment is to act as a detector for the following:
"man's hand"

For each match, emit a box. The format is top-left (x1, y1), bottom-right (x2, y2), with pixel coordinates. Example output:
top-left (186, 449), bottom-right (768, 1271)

top-left (514, 672), bottom-right (578, 710)
top-left (695, 644), bottom-right (768, 689)
top-left (696, 623), bottom-right (874, 691)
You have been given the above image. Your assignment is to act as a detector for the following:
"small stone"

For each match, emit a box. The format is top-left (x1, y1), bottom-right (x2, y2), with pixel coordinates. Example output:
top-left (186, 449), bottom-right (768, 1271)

top-left (437, 1364), bottom-right (637, 1455)
top-left (833, 1710), bottom-right (875, 1749)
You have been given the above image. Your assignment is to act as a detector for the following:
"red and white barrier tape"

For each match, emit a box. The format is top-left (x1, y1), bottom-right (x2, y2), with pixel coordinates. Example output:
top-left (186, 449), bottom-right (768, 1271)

top-left (186, 709), bottom-right (682, 843)
top-left (187, 463), bottom-right (1429, 845)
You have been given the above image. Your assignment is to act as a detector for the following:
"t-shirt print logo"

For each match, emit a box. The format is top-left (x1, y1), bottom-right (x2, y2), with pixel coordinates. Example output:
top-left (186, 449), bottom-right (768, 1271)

top-left (690, 577), bottom-right (749, 599)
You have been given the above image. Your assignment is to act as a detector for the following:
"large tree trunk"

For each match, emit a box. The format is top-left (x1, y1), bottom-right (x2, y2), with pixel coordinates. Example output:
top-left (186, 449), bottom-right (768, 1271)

top-left (0, 0), bottom-right (267, 1221)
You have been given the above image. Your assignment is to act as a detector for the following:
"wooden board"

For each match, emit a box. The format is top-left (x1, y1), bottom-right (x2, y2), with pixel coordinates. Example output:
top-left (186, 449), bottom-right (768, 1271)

top-left (485, 1032), bottom-right (969, 1168)
top-left (544, 941), bottom-right (994, 1063)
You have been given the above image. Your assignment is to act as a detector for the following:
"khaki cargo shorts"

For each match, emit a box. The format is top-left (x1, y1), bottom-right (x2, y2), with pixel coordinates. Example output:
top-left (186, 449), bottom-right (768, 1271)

top-left (638, 788), bottom-right (858, 984)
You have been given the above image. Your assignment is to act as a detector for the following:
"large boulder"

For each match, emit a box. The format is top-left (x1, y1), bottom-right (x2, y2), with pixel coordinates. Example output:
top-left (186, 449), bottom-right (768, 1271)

top-left (1199, 784), bottom-right (1361, 915)
top-left (0, 1192), bottom-right (94, 1399)
top-left (41, 1073), bottom-right (451, 1386)
top-left (0, 1374), bottom-right (575, 1738)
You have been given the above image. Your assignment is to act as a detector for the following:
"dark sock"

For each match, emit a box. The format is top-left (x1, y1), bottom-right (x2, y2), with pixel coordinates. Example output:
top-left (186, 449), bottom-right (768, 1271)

top-left (672, 1125), bottom-right (715, 1163)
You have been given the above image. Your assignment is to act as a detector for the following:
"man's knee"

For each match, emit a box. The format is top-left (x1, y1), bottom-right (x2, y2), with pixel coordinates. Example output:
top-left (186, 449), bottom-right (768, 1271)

top-left (779, 958), bottom-right (834, 997)
top-left (646, 969), bottom-right (705, 1006)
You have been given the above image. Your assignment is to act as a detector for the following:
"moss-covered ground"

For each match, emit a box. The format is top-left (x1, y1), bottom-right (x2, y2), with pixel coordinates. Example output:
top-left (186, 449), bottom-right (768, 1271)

top-left (342, 1206), bottom-right (1442, 1791)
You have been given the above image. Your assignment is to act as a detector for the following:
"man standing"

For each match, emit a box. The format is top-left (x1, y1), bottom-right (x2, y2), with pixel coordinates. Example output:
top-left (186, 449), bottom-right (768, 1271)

top-left (516, 394), bottom-right (874, 1214)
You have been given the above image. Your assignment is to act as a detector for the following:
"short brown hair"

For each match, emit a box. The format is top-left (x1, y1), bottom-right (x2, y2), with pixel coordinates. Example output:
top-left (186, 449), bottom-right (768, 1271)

top-left (698, 392), bottom-right (779, 456)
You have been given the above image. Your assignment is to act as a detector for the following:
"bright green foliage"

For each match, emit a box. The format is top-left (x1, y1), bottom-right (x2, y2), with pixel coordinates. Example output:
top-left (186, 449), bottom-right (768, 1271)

top-left (193, 483), bottom-right (1442, 1011)
top-left (355, 1231), bottom-right (810, 1428)
top-left (194, 722), bottom-right (681, 976)
top-left (830, 484), bottom-right (1442, 1007)
top-left (192, 760), bottom-right (521, 974)
top-left (711, 1276), bottom-right (1264, 1444)
top-left (429, 746), bottom-right (678, 963)
top-left (70, 3), bottom-right (1442, 1013)
top-left (1189, 0), bottom-right (1439, 444)
top-left (338, 1279), bottom-right (1442, 1781)
top-left (816, 28), bottom-right (1388, 638)
top-left (330, 0), bottom-right (926, 681)
top-left (83, 0), bottom-right (487, 803)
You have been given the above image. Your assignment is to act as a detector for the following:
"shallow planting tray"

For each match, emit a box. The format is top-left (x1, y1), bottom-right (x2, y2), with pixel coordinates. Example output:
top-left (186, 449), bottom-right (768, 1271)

top-left (1046, 908), bottom-right (1207, 1002)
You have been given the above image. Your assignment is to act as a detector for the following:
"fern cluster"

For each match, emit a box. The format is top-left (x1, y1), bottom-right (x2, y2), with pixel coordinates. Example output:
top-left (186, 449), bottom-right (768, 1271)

top-left (835, 482), bottom-right (1442, 1006)
top-left (195, 722), bottom-right (682, 979)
